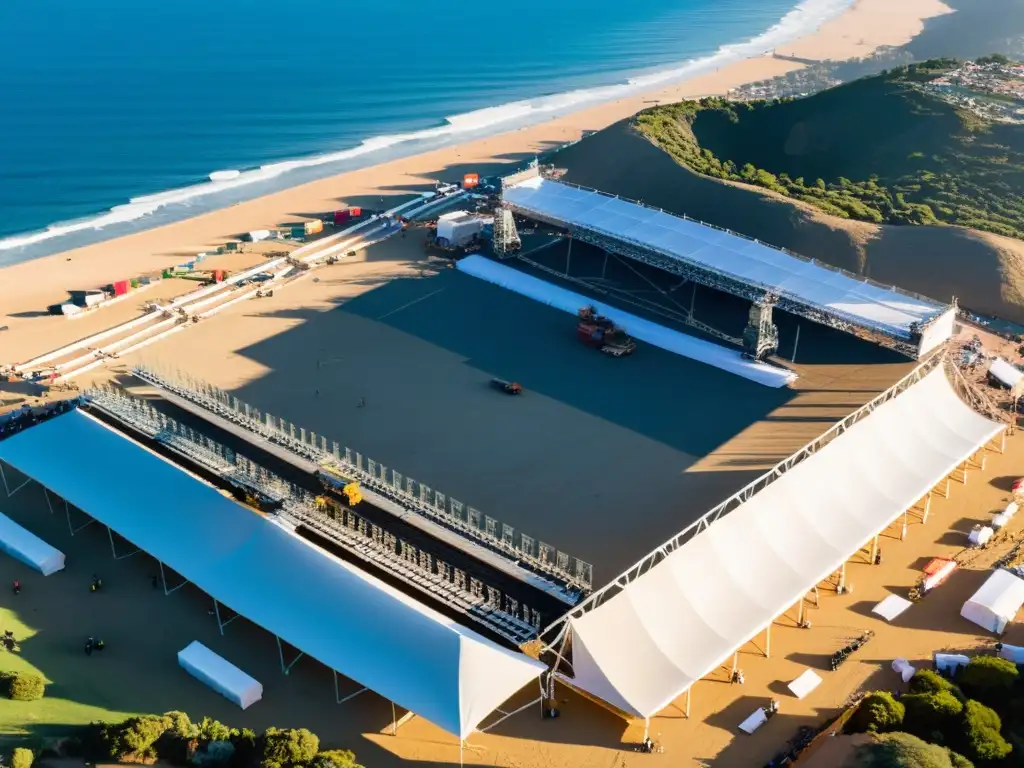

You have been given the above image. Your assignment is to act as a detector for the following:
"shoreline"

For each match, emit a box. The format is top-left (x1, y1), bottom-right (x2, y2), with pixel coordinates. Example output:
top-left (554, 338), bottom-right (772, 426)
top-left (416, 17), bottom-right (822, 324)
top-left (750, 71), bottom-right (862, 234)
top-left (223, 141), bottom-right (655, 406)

top-left (0, 0), bottom-right (953, 331)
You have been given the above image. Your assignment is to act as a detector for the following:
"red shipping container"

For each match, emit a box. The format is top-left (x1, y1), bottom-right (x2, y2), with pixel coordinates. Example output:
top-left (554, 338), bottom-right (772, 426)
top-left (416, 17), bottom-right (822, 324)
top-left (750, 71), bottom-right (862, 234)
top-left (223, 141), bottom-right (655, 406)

top-left (350, 206), bottom-right (362, 217)
top-left (113, 280), bottom-right (129, 296)
top-left (334, 209), bottom-right (350, 225)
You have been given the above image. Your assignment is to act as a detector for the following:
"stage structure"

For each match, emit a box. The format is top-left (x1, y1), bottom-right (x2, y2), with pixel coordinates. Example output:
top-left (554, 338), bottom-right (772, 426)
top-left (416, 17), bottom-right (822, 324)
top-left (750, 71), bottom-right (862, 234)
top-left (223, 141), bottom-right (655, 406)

top-left (540, 354), bottom-right (1005, 729)
top-left (501, 168), bottom-right (957, 360)
top-left (130, 365), bottom-right (593, 597)
top-left (84, 387), bottom-right (547, 646)
top-left (0, 408), bottom-right (546, 741)
top-left (492, 207), bottom-right (521, 257)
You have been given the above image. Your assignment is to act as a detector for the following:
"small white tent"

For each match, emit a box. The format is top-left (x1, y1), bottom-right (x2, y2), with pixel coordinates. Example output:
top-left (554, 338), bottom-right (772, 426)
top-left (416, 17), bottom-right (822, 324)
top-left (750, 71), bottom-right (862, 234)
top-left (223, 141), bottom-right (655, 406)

top-left (961, 569), bottom-right (1024, 634)
top-left (0, 511), bottom-right (65, 575)
top-left (178, 641), bottom-right (263, 710)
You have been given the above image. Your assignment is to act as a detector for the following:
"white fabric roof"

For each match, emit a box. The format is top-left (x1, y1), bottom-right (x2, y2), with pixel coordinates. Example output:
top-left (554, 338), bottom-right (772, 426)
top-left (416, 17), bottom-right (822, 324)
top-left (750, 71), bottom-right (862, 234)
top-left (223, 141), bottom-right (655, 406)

top-left (178, 641), bottom-right (263, 710)
top-left (457, 255), bottom-right (795, 388)
top-left (503, 178), bottom-right (948, 339)
top-left (0, 510), bottom-right (65, 576)
top-left (989, 358), bottom-right (1024, 389)
top-left (961, 569), bottom-right (1024, 635)
top-left (0, 410), bottom-right (543, 738)
top-left (564, 366), bottom-right (1002, 718)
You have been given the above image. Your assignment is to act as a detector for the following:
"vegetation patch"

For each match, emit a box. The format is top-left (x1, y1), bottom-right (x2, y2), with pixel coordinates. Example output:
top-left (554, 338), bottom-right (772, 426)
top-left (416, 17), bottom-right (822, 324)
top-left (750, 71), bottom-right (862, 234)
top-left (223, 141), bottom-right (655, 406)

top-left (635, 59), bottom-right (1024, 240)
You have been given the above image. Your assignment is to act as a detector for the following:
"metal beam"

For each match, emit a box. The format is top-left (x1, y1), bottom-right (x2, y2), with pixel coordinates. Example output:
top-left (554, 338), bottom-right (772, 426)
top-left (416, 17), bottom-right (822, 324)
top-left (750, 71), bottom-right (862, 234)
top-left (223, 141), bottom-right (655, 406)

top-left (276, 635), bottom-right (304, 675)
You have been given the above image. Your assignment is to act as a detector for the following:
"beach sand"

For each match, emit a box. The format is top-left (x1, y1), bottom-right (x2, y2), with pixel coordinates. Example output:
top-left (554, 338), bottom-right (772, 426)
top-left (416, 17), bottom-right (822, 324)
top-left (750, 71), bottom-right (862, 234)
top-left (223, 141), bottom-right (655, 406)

top-left (0, 0), bottom-right (953, 354)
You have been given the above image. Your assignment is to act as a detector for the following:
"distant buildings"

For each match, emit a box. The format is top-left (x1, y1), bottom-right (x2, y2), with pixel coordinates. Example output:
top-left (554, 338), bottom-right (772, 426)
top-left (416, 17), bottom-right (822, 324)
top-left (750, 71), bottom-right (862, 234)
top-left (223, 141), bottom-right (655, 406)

top-left (924, 61), bottom-right (1024, 123)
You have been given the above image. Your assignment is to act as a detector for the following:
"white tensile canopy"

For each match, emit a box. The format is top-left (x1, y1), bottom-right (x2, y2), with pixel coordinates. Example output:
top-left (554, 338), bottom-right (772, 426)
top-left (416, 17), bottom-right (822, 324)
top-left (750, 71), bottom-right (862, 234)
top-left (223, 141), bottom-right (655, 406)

top-left (178, 641), bottom-right (263, 710)
top-left (457, 255), bottom-right (795, 388)
top-left (961, 569), bottom-right (1024, 635)
top-left (0, 409), bottom-right (544, 739)
top-left (503, 177), bottom-right (951, 343)
top-left (988, 358), bottom-right (1024, 391)
top-left (560, 366), bottom-right (1002, 718)
top-left (0, 510), bottom-right (65, 575)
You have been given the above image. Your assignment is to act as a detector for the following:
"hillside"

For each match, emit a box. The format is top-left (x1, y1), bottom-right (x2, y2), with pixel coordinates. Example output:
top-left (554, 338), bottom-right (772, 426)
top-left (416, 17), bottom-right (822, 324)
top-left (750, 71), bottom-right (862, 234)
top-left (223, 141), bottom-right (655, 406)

top-left (547, 118), bottom-right (1024, 325)
top-left (635, 60), bottom-right (1024, 239)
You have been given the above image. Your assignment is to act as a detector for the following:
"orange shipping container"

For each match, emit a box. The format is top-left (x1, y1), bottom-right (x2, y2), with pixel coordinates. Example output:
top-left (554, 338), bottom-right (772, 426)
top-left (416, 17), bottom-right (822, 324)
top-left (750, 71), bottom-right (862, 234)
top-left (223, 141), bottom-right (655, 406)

top-left (305, 220), bottom-right (324, 235)
top-left (463, 173), bottom-right (479, 188)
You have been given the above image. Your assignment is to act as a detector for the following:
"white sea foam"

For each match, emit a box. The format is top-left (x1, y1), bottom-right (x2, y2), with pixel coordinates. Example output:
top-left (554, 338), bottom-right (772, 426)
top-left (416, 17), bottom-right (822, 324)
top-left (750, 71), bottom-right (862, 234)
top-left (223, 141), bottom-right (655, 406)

top-left (0, 0), bottom-right (854, 256)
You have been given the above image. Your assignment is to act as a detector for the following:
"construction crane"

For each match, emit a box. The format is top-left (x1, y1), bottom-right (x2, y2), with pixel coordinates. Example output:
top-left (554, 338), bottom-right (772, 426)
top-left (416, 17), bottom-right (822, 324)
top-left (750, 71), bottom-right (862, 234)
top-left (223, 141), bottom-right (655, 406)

top-left (576, 306), bottom-right (636, 357)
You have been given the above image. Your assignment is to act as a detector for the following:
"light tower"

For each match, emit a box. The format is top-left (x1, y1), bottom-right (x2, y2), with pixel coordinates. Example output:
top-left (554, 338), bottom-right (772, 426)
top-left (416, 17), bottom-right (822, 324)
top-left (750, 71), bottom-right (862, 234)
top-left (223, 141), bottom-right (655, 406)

top-left (492, 206), bottom-right (521, 257)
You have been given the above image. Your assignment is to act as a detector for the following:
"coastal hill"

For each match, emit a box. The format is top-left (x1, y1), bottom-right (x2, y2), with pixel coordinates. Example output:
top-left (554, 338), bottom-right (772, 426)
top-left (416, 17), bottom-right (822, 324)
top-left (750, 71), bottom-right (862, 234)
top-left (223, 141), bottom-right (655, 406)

top-left (550, 60), bottom-right (1024, 325)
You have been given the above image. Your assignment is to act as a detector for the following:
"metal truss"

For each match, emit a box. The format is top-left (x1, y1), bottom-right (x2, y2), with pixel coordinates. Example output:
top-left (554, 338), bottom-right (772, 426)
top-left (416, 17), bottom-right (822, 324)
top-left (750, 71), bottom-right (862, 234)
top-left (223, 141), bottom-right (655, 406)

top-left (503, 195), bottom-right (941, 359)
top-left (540, 350), bottom-right (960, 648)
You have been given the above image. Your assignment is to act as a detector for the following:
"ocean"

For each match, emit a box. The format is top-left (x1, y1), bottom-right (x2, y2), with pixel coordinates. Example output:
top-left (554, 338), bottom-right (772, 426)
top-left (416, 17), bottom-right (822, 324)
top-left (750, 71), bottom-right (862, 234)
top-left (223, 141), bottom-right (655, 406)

top-left (0, 0), bottom-right (852, 265)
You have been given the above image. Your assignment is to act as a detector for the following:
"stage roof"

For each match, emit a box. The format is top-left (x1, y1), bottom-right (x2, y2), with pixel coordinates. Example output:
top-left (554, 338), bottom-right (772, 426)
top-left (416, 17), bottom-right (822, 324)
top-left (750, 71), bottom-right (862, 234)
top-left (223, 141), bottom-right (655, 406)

top-left (503, 177), bottom-right (949, 340)
top-left (0, 409), bottom-right (544, 739)
top-left (560, 366), bottom-right (1002, 718)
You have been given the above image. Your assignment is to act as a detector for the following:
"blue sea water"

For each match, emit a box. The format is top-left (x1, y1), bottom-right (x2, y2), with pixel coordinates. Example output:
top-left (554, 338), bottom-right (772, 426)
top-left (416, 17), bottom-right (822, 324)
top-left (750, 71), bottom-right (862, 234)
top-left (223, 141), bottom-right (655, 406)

top-left (0, 0), bottom-right (851, 263)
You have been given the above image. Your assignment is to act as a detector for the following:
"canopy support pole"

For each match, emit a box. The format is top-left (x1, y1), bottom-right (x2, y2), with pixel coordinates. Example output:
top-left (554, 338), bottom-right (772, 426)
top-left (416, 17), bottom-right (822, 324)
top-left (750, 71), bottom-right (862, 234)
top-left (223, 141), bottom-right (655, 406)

top-left (685, 688), bottom-right (692, 718)
top-left (871, 535), bottom-right (879, 565)
top-left (643, 717), bottom-right (650, 741)
top-left (764, 624), bottom-right (771, 658)
top-left (213, 599), bottom-right (238, 635)
top-left (66, 499), bottom-right (94, 535)
top-left (732, 651), bottom-right (739, 675)
top-left (946, 476), bottom-right (951, 497)
top-left (901, 509), bottom-right (908, 540)
top-left (391, 702), bottom-right (397, 735)
top-left (276, 635), bottom-right (304, 675)
top-left (159, 560), bottom-right (189, 595)
top-left (42, 486), bottom-right (55, 515)
top-left (459, 740), bottom-right (464, 768)
top-left (107, 525), bottom-right (140, 560)
top-left (480, 696), bottom-right (543, 733)
top-left (792, 324), bottom-right (801, 363)
top-left (797, 598), bottom-right (805, 626)
top-left (0, 465), bottom-right (31, 498)
top-left (332, 669), bottom-right (367, 704)
top-left (922, 494), bottom-right (932, 524)
top-left (1002, 431), bottom-right (1007, 453)
top-left (838, 562), bottom-right (847, 592)
top-left (565, 236), bottom-right (573, 275)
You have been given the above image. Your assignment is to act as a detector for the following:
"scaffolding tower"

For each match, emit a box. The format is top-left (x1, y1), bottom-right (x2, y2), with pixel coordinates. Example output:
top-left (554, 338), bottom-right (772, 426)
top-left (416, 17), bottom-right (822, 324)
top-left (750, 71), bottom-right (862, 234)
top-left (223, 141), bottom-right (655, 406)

top-left (492, 207), bottom-right (521, 257)
top-left (742, 294), bottom-right (780, 361)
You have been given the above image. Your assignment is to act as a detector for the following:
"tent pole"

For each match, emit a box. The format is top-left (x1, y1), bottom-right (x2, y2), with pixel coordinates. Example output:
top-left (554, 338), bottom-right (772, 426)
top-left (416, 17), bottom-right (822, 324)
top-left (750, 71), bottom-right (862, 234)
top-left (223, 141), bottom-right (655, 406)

top-left (392, 701), bottom-right (397, 736)
top-left (65, 499), bottom-right (73, 536)
top-left (871, 535), bottom-right (879, 564)
top-left (459, 740), bottom-right (464, 768)
top-left (685, 688), bottom-right (692, 717)
top-left (839, 563), bottom-right (846, 592)
top-left (923, 494), bottom-right (931, 524)
top-left (732, 651), bottom-right (739, 675)
top-left (160, 560), bottom-right (169, 595)
top-left (946, 477), bottom-right (950, 497)
top-left (643, 717), bottom-right (649, 741)
top-left (214, 599), bottom-right (225, 636)
top-left (764, 624), bottom-right (771, 658)
top-left (42, 487), bottom-right (55, 515)
top-left (0, 463), bottom-right (8, 497)
top-left (792, 324), bottom-right (801, 363)
top-left (334, 670), bottom-right (340, 704)
top-left (108, 526), bottom-right (118, 559)
top-left (276, 635), bottom-right (285, 672)
top-left (901, 509), bottom-right (908, 540)
top-left (797, 598), bottom-right (805, 626)
top-left (565, 236), bottom-right (573, 275)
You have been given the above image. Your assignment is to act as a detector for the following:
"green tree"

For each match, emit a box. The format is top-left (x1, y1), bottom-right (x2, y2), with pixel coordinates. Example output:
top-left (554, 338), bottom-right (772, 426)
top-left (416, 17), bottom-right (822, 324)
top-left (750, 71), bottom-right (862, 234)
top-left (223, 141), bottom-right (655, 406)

top-left (847, 692), bottom-right (906, 734)
top-left (10, 748), bottom-right (34, 768)
top-left (903, 691), bottom-right (964, 740)
top-left (312, 750), bottom-right (363, 768)
top-left (958, 657), bottom-right (1018, 706)
top-left (0, 672), bottom-right (45, 701)
top-left (855, 732), bottom-right (969, 768)
top-left (259, 728), bottom-right (319, 768)
top-left (960, 700), bottom-right (1011, 763)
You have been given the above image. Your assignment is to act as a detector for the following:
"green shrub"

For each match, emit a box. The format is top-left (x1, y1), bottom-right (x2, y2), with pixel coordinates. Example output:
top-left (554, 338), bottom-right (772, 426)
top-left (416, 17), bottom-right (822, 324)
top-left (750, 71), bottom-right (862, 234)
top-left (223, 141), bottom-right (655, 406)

top-left (903, 691), bottom-right (965, 738)
top-left (197, 717), bottom-right (232, 744)
top-left (158, 711), bottom-right (199, 763)
top-left (105, 714), bottom-right (173, 762)
top-left (311, 750), bottom-right (362, 768)
top-left (946, 750), bottom-right (974, 768)
top-left (847, 692), bottom-right (906, 734)
top-left (957, 657), bottom-right (1018, 706)
top-left (0, 671), bottom-right (45, 701)
top-left (960, 700), bottom-right (1011, 763)
top-left (259, 728), bottom-right (319, 768)
top-left (910, 670), bottom-right (964, 699)
top-left (10, 747), bottom-right (34, 768)
top-left (855, 731), bottom-right (962, 767)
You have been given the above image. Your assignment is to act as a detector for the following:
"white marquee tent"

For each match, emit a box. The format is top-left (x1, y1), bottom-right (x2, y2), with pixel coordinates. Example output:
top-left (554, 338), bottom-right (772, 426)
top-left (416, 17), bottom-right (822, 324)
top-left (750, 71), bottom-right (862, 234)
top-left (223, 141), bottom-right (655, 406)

top-left (457, 255), bottom-right (795, 388)
top-left (961, 569), bottom-right (1024, 635)
top-left (178, 641), bottom-right (263, 710)
top-left (0, 510), bottom-right (65, 575)
top-left (556, 365), bottom-right (1002, 719)
top-left (503, 177), bottom-right (953, 349)
top-left (0, 409), bottom-right (544, 739)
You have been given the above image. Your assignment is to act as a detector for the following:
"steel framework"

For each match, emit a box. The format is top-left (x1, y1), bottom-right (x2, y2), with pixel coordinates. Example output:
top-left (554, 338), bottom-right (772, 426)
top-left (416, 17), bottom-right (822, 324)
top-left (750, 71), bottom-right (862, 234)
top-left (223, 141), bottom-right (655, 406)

top-left (502, 178), bottom-right (955, 359)
top-left (539, 349), bottom-right (1002, 648)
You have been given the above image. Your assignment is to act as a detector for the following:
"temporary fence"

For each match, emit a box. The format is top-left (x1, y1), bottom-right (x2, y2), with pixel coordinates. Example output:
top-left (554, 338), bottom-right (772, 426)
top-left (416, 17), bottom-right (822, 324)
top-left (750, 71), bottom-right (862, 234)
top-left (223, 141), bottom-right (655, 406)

top-left (132, 365), bottom-right (594, 594)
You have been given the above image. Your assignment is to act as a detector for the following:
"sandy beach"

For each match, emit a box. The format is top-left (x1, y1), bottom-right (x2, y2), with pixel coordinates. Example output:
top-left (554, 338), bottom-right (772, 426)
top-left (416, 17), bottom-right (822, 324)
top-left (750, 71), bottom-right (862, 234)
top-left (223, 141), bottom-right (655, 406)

top-left (0, 0), bottom-right (953, 349)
